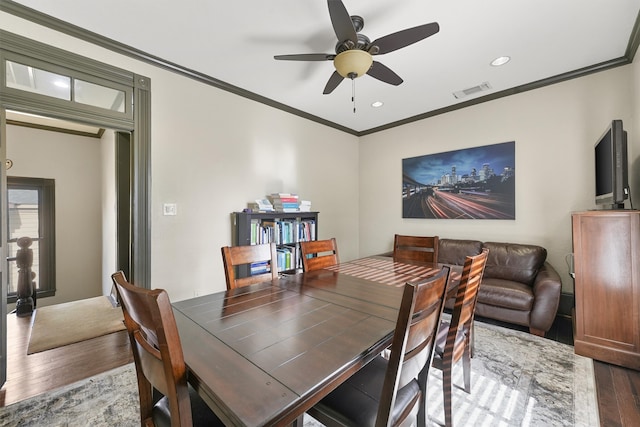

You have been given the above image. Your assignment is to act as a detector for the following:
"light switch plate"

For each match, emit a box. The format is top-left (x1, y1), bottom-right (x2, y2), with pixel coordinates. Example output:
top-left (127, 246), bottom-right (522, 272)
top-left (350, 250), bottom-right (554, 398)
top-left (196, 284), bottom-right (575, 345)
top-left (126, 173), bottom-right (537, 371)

top-left (163, 203), bottom-right (177, 216)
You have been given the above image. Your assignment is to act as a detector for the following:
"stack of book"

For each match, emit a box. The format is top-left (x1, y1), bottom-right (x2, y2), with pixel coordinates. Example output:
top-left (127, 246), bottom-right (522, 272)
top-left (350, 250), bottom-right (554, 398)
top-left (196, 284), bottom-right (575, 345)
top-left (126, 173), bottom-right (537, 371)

top-left (250, 261), bottom-right (271, 275)
top-left (299, 200), bottom-right (312, 212)
top-left (268, 193), bottom-right (299, 212)
top-left (247, 198), bottom-right (274, 212)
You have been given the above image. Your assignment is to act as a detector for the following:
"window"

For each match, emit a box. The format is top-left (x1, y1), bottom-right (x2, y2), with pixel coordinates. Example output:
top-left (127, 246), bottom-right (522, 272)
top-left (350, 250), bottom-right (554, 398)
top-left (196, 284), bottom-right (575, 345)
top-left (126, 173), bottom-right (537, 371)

top-left (3, 55), bottom-right (132, 120)
top-left (7, 177), bottom-right (56, 302)
top-left (5, 61), bottom-right (71, 100)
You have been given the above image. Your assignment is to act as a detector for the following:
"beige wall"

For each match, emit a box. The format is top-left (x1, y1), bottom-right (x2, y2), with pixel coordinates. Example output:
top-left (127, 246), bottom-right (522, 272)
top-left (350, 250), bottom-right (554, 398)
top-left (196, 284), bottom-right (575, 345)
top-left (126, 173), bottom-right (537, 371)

top-left (359, 65), bottom-right (636, 293)
top-left (4, 11), bottom-right (639, 301)
top-left (149, 70), bottom-right (359, 300)
top-left (6, 125), bottom-right (104, 307)
top-left (0, 12), bottom-right (361, 302)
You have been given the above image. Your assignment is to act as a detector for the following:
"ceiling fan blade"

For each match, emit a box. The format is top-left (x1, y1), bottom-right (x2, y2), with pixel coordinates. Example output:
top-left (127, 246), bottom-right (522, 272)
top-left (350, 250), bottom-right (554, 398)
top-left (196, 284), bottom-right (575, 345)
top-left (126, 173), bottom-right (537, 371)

top-left (327, 0), bottom-right (357, 43)
top-left (371, 22), bottom-right (440, 55)
top-left (367, 61), bottom-right (403, 86)
top-left (274, 53), bottom-right (335, 61)
top-left (323, 71), bottom-right (344, 94)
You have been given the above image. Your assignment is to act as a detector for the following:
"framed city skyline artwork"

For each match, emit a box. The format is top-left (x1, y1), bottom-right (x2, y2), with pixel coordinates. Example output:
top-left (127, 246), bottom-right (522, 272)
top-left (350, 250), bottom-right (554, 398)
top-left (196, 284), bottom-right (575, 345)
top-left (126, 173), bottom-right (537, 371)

top-left (402, 141), bottom-right (515, 219)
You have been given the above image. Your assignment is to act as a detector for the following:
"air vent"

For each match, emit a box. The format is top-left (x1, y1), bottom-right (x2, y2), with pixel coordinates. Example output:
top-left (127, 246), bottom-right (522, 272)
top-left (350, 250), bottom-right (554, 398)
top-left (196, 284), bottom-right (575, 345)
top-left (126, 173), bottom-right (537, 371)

top-left (453, 82), bottom-right (492, 99)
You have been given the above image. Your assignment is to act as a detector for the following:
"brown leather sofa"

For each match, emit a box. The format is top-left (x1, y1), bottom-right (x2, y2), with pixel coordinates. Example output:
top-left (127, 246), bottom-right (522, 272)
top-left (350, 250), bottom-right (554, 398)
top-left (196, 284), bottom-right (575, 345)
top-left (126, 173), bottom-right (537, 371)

top-left (438, 239), bottom-right (562, 337)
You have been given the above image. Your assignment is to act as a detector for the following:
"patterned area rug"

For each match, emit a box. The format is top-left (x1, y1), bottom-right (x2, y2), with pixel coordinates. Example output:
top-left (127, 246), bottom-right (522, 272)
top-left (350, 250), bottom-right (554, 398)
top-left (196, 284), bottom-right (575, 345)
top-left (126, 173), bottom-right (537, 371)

top-left (0, 319), bottom-right (598, 426)
top-left (424, 318), bottom-right (598, 426)
top-left (0, 364), bottom-right (139, 426)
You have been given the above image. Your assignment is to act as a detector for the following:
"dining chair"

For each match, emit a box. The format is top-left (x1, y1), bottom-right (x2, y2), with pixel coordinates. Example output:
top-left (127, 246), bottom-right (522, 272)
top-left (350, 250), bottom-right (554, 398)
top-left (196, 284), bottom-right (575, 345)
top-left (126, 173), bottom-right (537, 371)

top-left (393, 234), bottom-right (439, 263)
top-left (431, 248), bottom-right (489, 427)
top-left (111, 271), bottom-right (224, 427)
top-left (306, 267), bottom-right (450, 427)
top-left (221, 242), bottom-right (278, 289)
top-left (299, 238), bottom-right (339, 271)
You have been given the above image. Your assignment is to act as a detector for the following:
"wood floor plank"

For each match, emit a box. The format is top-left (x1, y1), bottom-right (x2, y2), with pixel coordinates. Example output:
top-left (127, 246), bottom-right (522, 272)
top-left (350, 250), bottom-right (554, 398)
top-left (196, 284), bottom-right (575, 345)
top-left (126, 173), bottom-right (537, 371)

top-left (594, 362), bottom-right (623, 427)
top-left (0, 312), bottom-right (132, 407)
top-left (611, 364), bottom-right (640, 427)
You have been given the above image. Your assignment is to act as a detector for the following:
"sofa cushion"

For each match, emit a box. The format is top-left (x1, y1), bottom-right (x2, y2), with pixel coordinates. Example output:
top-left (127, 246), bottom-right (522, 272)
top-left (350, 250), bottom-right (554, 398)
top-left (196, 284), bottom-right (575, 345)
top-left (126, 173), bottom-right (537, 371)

top-left (477, 278), bottom-right (534, 311)
top-left (438, 239), bottom-right (483, 265)
top-left (482, 242), bottom-right (547, 285)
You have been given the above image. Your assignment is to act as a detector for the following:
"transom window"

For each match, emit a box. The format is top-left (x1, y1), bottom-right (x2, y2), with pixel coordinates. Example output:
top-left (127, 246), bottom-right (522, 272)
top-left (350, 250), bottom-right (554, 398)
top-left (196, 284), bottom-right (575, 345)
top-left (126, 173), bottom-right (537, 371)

top-left (6, 60), bottom-right (126, 113)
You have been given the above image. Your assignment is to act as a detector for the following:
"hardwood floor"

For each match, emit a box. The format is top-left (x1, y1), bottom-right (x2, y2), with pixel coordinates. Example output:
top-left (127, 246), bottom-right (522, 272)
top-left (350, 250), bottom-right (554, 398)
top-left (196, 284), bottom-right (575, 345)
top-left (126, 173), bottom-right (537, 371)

top-left (0, 312), bottom-right (132, 407)
top-left (594, 361), bottom-right (640, 427)
top-left (2, 311), bottom-right (639, 427)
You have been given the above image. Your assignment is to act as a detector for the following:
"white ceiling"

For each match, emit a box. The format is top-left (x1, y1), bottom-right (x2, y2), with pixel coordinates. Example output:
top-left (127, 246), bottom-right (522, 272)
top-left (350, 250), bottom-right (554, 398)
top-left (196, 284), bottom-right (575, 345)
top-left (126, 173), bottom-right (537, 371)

top-left (9, 0), bottom-right (640, 134)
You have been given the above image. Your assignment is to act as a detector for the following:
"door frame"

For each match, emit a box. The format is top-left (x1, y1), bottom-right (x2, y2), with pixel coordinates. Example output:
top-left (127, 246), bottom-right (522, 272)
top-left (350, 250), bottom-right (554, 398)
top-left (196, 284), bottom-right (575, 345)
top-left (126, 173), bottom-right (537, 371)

top-left (0, 30), bottom-right (151, 386)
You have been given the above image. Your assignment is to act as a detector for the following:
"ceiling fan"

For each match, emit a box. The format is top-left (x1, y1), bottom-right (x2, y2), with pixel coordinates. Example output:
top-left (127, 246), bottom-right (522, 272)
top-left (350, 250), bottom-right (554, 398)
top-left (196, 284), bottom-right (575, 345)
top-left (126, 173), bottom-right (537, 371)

top-left (274, 0), bottom-right (440, 95)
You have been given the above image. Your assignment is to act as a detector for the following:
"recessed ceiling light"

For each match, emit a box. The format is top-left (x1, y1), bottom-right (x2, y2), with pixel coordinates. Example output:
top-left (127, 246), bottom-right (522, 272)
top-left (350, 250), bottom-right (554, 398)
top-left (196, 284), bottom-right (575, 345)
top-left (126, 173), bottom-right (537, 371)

top-left (371, 101), bottom-right (384, 108)
top-left (490, 56), bottom-right (511, 67)
top-left (54, 80), bottom-right (70, 88)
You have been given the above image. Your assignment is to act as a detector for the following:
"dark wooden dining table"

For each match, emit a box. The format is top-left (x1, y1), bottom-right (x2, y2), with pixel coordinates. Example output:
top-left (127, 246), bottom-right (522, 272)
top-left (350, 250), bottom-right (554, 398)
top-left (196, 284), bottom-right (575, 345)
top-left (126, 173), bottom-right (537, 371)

top-left (172, 256), bottom-right (459, 426)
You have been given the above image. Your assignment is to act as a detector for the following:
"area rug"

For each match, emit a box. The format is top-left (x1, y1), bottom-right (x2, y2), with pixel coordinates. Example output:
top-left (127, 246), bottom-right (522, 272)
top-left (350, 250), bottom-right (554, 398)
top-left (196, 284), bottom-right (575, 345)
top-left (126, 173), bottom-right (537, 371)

top-left (421, 317), bottom-right (599, 426)
top-left (3, 319), bottom-right (598, 426)
top-left (0, 364), bottom-right (139, 427)
top-left (27, 296), bottom-right (126, 354)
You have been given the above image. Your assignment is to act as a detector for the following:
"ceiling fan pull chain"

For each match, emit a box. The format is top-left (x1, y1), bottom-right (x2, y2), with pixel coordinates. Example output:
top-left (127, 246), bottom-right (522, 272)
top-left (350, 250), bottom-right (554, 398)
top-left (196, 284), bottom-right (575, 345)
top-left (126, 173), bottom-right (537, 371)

top-left (351, 74), bottom-right (356, 113)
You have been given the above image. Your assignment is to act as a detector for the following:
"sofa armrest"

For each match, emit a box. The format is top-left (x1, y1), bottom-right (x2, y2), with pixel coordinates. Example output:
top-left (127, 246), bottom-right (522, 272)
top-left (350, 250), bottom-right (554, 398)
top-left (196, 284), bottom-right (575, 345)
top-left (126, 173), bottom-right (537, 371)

top-left (530, 262), bottom-right (562, 332)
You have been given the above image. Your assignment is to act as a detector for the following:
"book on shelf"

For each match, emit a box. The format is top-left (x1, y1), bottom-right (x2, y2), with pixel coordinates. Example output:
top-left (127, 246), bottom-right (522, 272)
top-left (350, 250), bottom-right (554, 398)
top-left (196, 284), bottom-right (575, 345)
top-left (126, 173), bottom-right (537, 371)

top-left (298, 219), bottom-right (316, 241)
top-left (250, 220), bottom-right (277, 245)
top-left (261, 220), bottom-right (278, 244)
top-left (250, 261), bottom-right (270, 275)
top-left (276, 247), bottom-right (294, 271)
top-left (278, 244), bottom-right (300, 271)
top-left (250, 219), bottom-right (317, 245)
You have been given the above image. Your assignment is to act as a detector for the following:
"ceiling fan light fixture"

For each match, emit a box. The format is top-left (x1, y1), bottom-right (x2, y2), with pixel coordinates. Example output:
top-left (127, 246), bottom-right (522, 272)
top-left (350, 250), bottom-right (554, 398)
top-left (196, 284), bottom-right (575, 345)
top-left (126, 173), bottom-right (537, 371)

top-left (334, 50), bottom-right (373, 78)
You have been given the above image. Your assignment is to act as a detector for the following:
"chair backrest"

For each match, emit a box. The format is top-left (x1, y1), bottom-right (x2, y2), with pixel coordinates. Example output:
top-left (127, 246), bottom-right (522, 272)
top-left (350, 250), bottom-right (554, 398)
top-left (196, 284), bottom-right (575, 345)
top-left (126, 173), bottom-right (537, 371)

top-left (393, 234), bottom-right (439, 263)
top-left (299, 238), bottom-right (339, 271)
top-left (377, 267), bottom-right (450, 426)
top-left (221, 243), bottom-right (278, 289)
top-left (111, 271), bottom-right (194, 426)
top-left (443, 248), bottom-right (489, 361)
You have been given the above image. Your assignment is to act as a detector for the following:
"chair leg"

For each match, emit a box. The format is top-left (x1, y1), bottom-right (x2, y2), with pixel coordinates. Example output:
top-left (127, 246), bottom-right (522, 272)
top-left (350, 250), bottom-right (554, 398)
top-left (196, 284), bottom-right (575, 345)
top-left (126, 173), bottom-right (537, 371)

top-left (442, 363), bottom-right (454, 427)
top-left (462, 350), bottom-right (471, 394)
top-left (470, 321), bottom-right (475, 358)
top-left (417, 372), bottom-right (429, 427)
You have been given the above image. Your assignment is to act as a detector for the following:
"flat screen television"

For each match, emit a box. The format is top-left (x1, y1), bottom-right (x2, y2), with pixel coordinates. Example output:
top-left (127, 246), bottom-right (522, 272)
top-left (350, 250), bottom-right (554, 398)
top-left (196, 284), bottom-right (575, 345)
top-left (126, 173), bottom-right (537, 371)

top-left (595, 119), bottom-right (628, 209)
